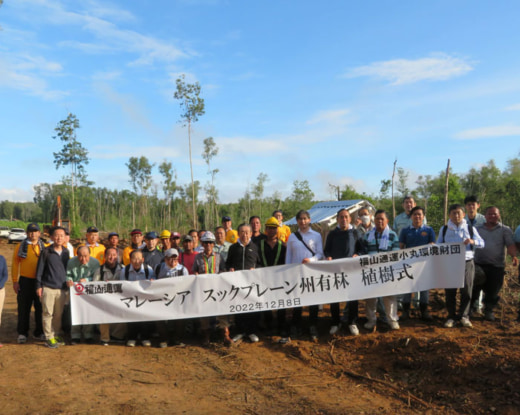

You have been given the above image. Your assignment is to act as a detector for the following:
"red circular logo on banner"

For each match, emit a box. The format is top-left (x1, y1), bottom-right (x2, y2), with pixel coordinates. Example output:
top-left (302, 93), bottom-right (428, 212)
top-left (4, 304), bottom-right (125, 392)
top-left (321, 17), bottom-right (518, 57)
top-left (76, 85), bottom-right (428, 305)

top-left (74, 283), bottom-right (85, 295)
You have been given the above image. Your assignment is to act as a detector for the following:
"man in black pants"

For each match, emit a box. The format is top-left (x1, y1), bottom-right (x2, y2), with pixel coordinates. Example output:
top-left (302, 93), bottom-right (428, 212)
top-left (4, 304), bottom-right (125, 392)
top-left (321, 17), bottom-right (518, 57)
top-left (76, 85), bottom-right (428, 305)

top-left (324, 209), bottom-right (365, 336)
top-left (226, 224), bottom-right (261, 343)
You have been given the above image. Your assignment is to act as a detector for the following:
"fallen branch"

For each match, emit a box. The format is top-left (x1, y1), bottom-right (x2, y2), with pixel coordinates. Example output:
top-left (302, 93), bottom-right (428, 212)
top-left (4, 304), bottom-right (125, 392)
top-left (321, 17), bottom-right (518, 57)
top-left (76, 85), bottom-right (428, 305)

top-left (343, 369), bottom-right (432, 409)
top-left (131, 379), bottom-right (163, 385)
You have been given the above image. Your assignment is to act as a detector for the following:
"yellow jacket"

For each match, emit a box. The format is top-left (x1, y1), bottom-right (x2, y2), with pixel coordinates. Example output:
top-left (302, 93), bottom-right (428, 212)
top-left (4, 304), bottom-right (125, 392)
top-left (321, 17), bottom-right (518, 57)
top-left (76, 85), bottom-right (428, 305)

top-left (11, 241), bottom-right (48, 281)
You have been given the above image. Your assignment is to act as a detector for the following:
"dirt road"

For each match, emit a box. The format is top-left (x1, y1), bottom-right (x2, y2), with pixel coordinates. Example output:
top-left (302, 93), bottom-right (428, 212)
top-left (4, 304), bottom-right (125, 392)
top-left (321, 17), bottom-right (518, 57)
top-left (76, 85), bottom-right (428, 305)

top-left (1, 240), bottom-right (519, 414)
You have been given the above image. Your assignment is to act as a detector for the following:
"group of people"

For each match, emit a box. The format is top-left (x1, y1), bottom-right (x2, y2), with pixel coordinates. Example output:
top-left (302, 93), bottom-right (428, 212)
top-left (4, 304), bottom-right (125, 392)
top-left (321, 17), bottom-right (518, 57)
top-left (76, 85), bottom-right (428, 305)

top-left (1, 199), bottom-right (519, 349)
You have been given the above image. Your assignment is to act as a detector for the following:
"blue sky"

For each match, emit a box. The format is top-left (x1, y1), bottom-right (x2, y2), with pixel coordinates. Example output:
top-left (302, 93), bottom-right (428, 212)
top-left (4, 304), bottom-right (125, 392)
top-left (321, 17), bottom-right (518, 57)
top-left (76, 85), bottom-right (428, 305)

top-left (1, 0), bottom-right (520, 203)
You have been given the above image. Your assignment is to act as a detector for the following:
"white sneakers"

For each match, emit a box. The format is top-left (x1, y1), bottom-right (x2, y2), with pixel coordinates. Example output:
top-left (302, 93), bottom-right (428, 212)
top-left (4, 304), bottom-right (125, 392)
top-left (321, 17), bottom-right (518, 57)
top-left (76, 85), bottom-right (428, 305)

top-left (329, 325), bottom-right (340, 335)
top-left (17, 334), bottom-right (27, 344)
top-left (348, 324), bottom-right (360, 336)
top-left (444, 318), bottom-right (473, 328)
top-left (388, 321), bottom-right (400, 330)
top-left (444, 319), bottom-right (455, 328)
top-left (460, 317), bottom-right (473, 328)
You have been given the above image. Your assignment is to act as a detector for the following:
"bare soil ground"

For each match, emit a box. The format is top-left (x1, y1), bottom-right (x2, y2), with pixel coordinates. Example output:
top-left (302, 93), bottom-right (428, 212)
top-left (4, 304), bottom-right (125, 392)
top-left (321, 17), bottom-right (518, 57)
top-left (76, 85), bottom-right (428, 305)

top-left (1, 239), bottom-right (520, 414)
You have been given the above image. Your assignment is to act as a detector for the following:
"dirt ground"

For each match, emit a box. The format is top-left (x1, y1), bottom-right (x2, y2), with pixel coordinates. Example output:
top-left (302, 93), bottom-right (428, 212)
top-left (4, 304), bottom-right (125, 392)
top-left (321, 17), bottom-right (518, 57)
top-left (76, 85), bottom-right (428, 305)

top-left (1, 239), bottom-right (520, 415)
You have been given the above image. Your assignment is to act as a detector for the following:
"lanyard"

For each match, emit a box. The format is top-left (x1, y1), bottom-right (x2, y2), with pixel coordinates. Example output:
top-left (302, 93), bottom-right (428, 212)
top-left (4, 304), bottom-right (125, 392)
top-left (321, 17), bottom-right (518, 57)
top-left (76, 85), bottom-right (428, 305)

top-left (261, 240), bottom-right (282, 266)
top-left (203, 254), bottom-right (216, 274)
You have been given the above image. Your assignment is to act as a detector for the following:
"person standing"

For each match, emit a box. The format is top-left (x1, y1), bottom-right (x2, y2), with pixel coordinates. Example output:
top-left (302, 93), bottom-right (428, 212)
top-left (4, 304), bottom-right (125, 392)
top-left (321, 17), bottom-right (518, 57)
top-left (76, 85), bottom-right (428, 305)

top-left (0, 254), bottom-right (7, 348)
top-left (36, 226), bottom-right (70, 349)
top-left (226, 224), bottom-right (262, 343)
top-left (473, 206), bottom-right (518, 321)
top-left (122, 229), bottom-right (145, 266)
top-left (324, 209), bottom-right (364, 336)
top-left (179, 235), bottom-right (197, 274)
top-left (11, 223), bottom-right (47, 343)
top-left (214, 226), bottom-right (231, 265)
top-left (119, 250), bottom-right (155, 347)
top-left (250, 216), bottom-right (267, 244)
top-left (93, 247), bottom-right (125, 345)
top-left (66, 246), bottom-right (100, 344)
top-left (142, 231), bottom-right (164, 270)
top-left (363, 210), bottom-right (401, 330)
top-left (272, 210), bottom-right (291, 244)
top-left (438, 204), bottom-right (485, 328)
top-left (398, 206), bottom-right (436, 321)
top-left (154, 248), bottom-right (189, 348)
top-left (222, 216), bottom-right (239, 244)
top-left (356, 207), bottom-right (374, 236)
top-left (105, 232), bottom-right (124, 264)
top-left (464, 195), bottom-right (486, 227)
top-left (192, 231), bottom-right (230, 345)
top-left (393, 196), bottom-right (422, 236)
top-left (159, 230), bottom-right (172, 252)
top-left (285, 210), bottom-right (324, 341)
top-left (76, 226), bottom-right (106, 264)
top-left (257, 217), bottom-right (287, 340)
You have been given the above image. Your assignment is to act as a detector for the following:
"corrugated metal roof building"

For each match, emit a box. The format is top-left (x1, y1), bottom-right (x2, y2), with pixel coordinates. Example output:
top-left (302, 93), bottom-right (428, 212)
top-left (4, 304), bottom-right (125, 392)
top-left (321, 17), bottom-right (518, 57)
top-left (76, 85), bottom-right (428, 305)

top-left (285, 200), bottom-right (376, 232)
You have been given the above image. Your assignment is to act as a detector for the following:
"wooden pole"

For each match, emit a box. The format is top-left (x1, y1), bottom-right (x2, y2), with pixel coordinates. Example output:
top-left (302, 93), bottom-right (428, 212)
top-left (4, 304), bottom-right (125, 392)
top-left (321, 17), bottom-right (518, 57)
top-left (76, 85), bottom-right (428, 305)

top-left (392, 159), bottom-right (397, 220)
top-left (443, 159), bottom-right (450, 223)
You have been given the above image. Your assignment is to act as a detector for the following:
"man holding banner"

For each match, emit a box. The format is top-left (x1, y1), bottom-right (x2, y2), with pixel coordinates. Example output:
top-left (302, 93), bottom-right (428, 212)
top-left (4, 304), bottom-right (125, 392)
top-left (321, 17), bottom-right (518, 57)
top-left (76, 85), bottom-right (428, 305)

top-left (363, 210), bottom-right (401, 331)
top-left (324, 208), bottom-right (364, 336)
top-left (285, 210), bottom-right (324, 342)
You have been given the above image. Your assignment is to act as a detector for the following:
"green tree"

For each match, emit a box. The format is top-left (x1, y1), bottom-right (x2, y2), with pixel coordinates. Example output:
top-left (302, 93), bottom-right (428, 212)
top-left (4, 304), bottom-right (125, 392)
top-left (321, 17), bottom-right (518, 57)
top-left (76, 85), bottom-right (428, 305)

top-left (396, 167), bottom-right (410, 197)
top-left (174, 74), bottom-right (205, 229)
top-left (52, 113), bottom-right (89, 236)
top-left (159, 161), bottom-right (178, 229)
top-left (126, 156), bottom-right (155, 229)
top-left (202, 137), bottom-right (219, 229)
top-left (252, 173), bottom-right (269, 219)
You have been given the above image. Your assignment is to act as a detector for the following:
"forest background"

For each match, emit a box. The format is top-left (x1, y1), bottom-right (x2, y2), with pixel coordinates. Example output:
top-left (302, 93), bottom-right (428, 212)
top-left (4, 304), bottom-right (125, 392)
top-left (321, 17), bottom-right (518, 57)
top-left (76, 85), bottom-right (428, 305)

top-left (2, 110), bottom-right (520, 238)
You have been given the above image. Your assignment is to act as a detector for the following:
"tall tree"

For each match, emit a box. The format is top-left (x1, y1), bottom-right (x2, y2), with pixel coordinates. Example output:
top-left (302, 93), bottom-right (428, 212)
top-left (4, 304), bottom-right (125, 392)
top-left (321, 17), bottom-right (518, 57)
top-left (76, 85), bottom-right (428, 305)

top-left (202, 137), bottom-right (219, 228)
top-left (174, 74), bottom-right (205, 229)
top-left (126, 156), bottom-right (155, 229)
top-left (159, 160), bottom-right (178, 229)
top-left (52, 113), bottom-right (89, 236)
top-left (252, 172), bottom-right (269, 219)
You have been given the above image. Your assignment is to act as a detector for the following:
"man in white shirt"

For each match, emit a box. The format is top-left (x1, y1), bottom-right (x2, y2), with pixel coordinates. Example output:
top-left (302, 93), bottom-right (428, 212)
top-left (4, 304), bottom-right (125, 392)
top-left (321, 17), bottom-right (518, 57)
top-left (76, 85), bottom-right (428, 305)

top-left (285, 210), bottom-right (324, 342)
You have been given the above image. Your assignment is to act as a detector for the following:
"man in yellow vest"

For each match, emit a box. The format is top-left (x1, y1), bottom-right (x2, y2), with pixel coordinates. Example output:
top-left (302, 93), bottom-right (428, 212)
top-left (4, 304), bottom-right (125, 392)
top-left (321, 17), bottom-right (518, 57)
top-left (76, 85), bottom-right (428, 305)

top-left (12, 223), bottom-right (47, 343)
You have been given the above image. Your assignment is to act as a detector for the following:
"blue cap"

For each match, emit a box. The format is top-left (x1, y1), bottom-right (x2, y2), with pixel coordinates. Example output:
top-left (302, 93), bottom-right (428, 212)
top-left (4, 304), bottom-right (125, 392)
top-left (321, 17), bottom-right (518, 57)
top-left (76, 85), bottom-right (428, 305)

top-left (145, 231), bottom-right (158, 239)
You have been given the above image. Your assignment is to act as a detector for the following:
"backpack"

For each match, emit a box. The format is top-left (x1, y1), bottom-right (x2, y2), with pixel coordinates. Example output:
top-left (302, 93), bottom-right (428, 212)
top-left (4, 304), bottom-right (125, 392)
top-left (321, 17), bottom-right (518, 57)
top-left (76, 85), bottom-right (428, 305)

top-left (124, 264), bottom-right (150, 280)
top-left (441, 222), bottom-right (474, 250)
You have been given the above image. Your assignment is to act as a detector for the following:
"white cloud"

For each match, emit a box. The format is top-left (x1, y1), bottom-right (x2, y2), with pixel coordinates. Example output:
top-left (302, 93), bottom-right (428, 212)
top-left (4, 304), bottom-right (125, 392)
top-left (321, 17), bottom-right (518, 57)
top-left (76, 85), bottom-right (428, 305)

top-left (0, 187), bottom-right (34, 202)
top-left (505, 103), bottom-right (520, 111)
top-left (454, 125), bottom-right (520, 140)
top-left (12, 1), bottom-right (190, 66)
top-left (0, 54), bottom-right (68, 100)
top-left (344, 53), bottom-right (473, 85)
top-left (84, 0), bottom-right (136, 22)
top-left (216, 136), bottom-right (289, 154)
top-left (306, 109), bottom-right (351, 125)
top-left (58, 40), bottom-right (113, 54)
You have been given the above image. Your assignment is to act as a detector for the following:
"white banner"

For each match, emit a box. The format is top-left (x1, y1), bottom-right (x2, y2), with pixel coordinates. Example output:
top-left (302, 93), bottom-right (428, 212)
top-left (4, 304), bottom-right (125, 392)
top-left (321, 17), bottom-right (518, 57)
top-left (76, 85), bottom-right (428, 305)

top-left (71, 243), bottom-right (465, 325)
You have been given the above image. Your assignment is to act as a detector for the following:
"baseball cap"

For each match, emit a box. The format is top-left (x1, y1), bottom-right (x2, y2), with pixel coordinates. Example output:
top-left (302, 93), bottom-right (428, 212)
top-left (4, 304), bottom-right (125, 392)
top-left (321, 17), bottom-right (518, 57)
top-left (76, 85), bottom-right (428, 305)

top-left (164, 248), bottom-right (179, 258)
